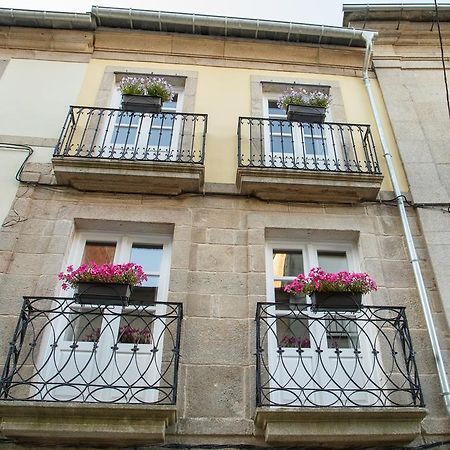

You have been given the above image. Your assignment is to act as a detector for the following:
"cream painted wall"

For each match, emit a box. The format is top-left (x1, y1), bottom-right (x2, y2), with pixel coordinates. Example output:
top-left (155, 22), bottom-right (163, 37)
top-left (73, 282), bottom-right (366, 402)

top-left (0, 59), bottom-right (87, 223)
top-left (0, 59), bottom-right (87, 139)
top-left (0, 147), bottom-right (27, 224)
top-left (77, 59), bottom-right (407, 191)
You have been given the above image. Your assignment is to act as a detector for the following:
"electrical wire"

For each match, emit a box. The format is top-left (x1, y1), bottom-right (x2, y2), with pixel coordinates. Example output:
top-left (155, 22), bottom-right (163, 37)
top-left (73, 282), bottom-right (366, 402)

top-left (433, 0), bottom-right (450, 124)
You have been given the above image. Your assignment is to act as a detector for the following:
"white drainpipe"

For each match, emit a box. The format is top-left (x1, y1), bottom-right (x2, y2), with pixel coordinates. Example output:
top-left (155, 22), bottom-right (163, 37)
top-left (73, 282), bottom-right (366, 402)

top-left (361, 31), bottom-right (450, 415)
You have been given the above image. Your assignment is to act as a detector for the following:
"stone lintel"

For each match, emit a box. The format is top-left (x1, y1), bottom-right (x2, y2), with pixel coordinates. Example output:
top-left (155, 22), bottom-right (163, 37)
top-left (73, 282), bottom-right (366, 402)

top-left (255, 407), bottom-right (428, 448)
top-left (52, 157), bottom-right (204, 194)
top-left (0, 400), bottom-right (177, 446)
top-left (236, 167), bottom-right (384, 203)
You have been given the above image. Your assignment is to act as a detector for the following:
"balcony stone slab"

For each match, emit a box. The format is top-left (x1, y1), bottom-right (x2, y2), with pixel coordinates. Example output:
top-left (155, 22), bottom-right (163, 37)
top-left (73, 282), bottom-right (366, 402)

top-left (0, 401), bottom-right (176, 446)
top-left (236, 167), bottom-right (384, 202)
top-left (52, 157), bottom-right (204, 195)
top-left (255, 407), bottom-right (428, 448)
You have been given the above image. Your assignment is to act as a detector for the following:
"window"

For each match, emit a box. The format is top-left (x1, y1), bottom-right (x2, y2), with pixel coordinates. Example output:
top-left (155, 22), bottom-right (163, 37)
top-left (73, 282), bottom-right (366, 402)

top-left (39, 231), bottom-right (172, 403)
top-left (265, 240), bottom-right (377, 406)
top-left (105, 85), bottom-right (184, 161)
top-left (263, 96), bottom-right (332, 169)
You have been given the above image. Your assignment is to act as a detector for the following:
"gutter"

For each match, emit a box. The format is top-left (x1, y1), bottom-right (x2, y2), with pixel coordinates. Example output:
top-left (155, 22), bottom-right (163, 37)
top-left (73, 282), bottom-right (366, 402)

top-left (361, 32), bottom-right (450, 415)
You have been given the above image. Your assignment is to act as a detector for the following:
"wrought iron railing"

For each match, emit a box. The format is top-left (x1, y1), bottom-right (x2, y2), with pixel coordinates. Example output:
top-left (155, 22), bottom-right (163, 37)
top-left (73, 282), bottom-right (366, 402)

top-left (256, 302), bottom-right (424, 408)
top-left (238, 117), bottom-right (381, 173)
top-left (54, 106), bottom-right (208, 164)
top-left (0, 297), bottom-right (182, 404)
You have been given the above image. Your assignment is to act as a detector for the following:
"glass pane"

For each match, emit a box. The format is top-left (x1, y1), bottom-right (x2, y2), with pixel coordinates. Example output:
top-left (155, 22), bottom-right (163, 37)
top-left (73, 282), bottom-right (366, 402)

top-left (112, 126), bottom-right (137, 146)
top-left (273, 251), bottom-right (304, 277)
top-left (305, 136), bottom-right (326, 157)
top-left (151, 115), bottom-right (175, 128)
top-left (149, 129), bottom-right (173, 147)
top-left (118, 311), bottom-right (154, 344)
top-left (326, 318), bottom-right (359, 349)
top-left (65, 308), bottom-right (103, 343)
top-left (142, 275), bottom-right (159, 288)
top-left (317, 251), bottom-right (348, 273)
top-left (131, 246), bottom-right (163, 273)
top-left (274, 280), bottom-right (306, 307)
top-left (271, 136), bottom-right (294, 154)
top-left (116, 112), bottom-right (140, 126)
top-left (270, 121), bottom-right (292, 135)
top-left (268, 101), bottom-right (285, 116)
top-left (82, 242), bottom-right (116, 265)
top-left (276, 316), bottom-right (311, 348)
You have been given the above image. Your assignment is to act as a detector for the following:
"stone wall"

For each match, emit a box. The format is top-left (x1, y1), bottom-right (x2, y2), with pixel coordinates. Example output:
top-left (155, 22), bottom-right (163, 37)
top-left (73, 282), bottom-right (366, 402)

top-left (0, 182), bottom-right (449, 446)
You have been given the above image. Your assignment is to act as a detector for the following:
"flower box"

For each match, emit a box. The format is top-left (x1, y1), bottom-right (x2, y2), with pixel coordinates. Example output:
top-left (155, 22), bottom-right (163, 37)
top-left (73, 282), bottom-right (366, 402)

top-left (121, 94), bottom-right (162, 114)
top-left (311, 291), bottom-right (362, 312)
top-left (287, 104), bottom-right (326, 123)
top-left (74, 282), bottom-right (132, 306)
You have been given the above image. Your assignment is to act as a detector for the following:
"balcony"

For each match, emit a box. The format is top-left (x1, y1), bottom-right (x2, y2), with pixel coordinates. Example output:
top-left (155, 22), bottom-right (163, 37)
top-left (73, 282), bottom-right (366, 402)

top-left (0, 297), bottom-right (182, 446)
top-left (254, 302), bottom-right (427, 447)
top-left (52, 106), bottom-right (208, 195)
top-left (237, 118), bottom-right (384, 202)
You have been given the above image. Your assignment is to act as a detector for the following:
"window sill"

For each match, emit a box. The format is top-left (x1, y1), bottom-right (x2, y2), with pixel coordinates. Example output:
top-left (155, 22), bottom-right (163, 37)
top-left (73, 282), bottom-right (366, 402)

top-left (52, 157), bottom-right (204, 195)
top-left (236, 167), bottom-right (384, 202)
top-left (0, 401), bottom-right (176, 446)
top-left (255, 407), bottom-right (427, 447)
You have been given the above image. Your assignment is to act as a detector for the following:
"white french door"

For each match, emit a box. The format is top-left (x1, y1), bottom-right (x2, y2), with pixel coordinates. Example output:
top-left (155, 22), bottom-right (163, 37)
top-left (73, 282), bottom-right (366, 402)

top-left (265, 241), bottom-right (379, 407)
top-left (103, 88), bottom-right (184, 160)
top-left (39, 232), bottom-right (172, 403)
top-left (263, 99), bottom-right (335, 170)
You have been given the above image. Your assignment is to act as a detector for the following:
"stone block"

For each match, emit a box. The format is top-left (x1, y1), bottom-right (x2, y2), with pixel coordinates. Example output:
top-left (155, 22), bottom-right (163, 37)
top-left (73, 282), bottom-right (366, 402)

top-left (168, 269), bottom-right (189, 294)
top-left (184, 317), bottom-right (250, 365)
top-left (173, 225), bottom-right (191, 242)
top-left (0, 401), bottom-right (176, 446)
top-left (184, 293), bottom-right (213, 318)
top-left (382, 260), bottom-right (416, 289)
top-left (20, 218), bottom-right (54, 236)
top-left (0, 315), bottom-right (18, 361)
top-left (13, 235), bottom-right (51, 254)
top-left (0, 274), bottom-right (37, 313)
top-left (0, 251), bottom-right (13, 273)
top-left (0, 231), bottom-right (18, 252)
top-left (195, 244), bottom-right (235, 272)
top-left (191, 227), bottom-right (207, 244)
top-left (184, 365), bottom-right (246, 418)
top-left (171, 240), bottom-right (191, 270)
top-left (193, 209), bottom-right (242, 229)
top-left (358, 233), bottom-right (380, 258)
top-left (248, 245), bottom-right (265, 273)
top-left (176, 417), bottom-right (254, 436)
top-left (378, 235), bottom-right (407, 260)
top-left (247, 273), bottom-right (267, 296)
top-left (233, 245), bottom-right (248, 273)
top-left (213, 295), bottom-right (249, 319)
top-left (255, 407), bottom-right (427, 447)
top-left (20, 172), bottom-right (40, 183)
top-left (186, 272), bottom-right (247, 296)
top-left (248, 229), bottom-right (265, 245)
top-left (206, 228), bottom-right (235, 245)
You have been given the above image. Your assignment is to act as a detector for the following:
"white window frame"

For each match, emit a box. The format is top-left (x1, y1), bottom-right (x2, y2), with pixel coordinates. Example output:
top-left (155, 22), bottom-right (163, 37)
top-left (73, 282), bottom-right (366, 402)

top-left (101, 85), bottom-right (185, 161)
top-left (262, 93), bottom-right (337, 169)
top-left (36, 230), bottom-right (173, 403)
top-left (264, 239), bottom-right (381, 407)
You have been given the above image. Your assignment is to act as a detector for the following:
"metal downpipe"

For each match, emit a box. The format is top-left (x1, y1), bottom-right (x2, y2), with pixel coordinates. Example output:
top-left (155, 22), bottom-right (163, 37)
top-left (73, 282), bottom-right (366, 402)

top-left (361, 32), bottom-right (450, 415)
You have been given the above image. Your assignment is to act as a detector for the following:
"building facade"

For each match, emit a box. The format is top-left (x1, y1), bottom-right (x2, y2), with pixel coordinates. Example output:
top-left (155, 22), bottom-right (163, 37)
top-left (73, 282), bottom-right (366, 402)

top-left (0, 5), bottom-right (448, 449)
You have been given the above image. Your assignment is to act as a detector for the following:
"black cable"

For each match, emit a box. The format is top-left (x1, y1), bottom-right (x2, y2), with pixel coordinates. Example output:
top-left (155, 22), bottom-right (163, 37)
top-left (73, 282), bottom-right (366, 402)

top-left (433, 0), bottom-right (450, 125)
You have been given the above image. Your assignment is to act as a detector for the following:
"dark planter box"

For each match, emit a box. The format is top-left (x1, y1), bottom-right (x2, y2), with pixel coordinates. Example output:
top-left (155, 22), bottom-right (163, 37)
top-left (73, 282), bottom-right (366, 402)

top-left (121, 94), bottom-right (162, 113)
top-left (74, 282), bottom-right (131, 306)
top-left (287, 104), bottom-right (326, 123)
top-left (311, 292), bottom-right (362, 312)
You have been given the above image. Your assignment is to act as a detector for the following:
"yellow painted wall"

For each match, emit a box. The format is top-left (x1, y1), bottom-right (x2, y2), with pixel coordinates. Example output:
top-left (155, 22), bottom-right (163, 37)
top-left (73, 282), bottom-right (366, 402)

top-left (77, 59), bottom-right (407, 191)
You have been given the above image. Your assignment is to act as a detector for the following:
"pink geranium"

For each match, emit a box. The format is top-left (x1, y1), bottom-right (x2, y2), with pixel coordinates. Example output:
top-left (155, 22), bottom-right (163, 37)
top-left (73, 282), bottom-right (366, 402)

top-left (284, 267), bottom-right (377, 296)
top-left (58, 262), bottom-right (147, 290)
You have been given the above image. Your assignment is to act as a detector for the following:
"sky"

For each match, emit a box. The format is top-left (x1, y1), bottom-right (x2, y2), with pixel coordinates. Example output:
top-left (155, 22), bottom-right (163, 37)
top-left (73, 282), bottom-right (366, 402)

top-left (0, 0), bottom-right (437, 26)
